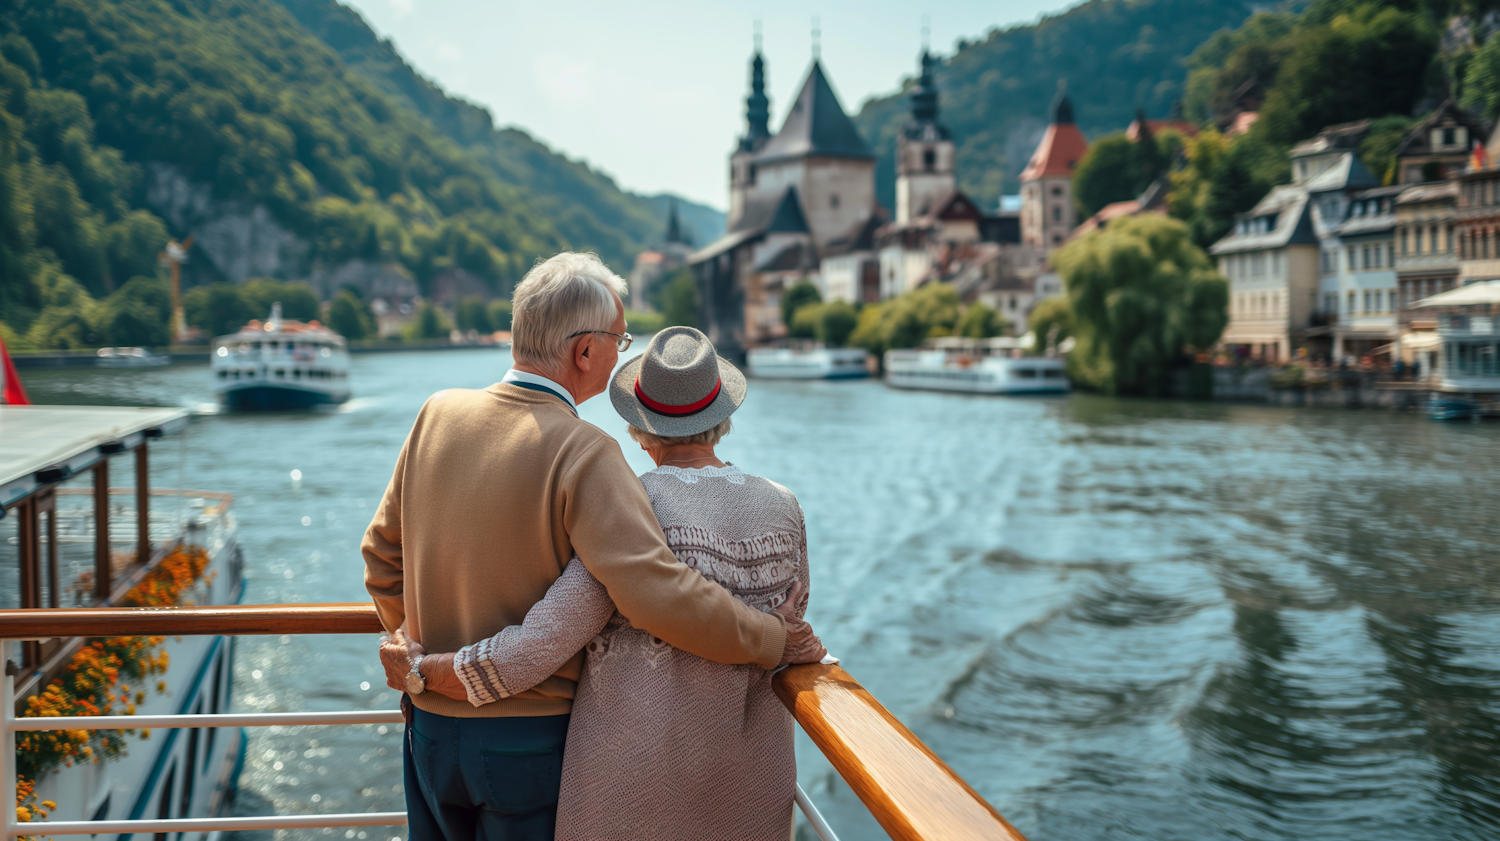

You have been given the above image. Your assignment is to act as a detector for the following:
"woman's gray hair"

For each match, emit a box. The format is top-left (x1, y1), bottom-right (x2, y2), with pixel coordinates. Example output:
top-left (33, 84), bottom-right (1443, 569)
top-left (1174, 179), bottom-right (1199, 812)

top-left (628, 417), bottom-right (732, 449)
top-left (511, 252), bottom-right (627, 375)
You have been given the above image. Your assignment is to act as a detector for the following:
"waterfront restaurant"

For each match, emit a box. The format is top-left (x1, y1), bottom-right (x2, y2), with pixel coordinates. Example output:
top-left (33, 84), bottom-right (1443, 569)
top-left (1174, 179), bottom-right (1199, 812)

top-left (1417, 279), bottom-right (1500, 394)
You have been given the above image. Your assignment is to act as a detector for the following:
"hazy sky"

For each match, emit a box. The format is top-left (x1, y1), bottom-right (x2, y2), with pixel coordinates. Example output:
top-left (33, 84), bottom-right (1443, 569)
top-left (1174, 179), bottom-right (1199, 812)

top-left (337, 0), bottom-right (1079, 210)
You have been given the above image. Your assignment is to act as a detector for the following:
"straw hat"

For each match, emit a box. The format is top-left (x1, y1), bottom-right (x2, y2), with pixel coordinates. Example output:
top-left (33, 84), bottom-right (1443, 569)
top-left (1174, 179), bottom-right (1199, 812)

top-left (609, 326), bottom-right (747, 438)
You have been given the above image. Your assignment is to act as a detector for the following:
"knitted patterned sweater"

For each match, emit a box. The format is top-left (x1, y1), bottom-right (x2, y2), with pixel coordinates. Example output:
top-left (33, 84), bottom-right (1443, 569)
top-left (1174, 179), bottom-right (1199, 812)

top-left (452, 464), bottom-right (808, 841)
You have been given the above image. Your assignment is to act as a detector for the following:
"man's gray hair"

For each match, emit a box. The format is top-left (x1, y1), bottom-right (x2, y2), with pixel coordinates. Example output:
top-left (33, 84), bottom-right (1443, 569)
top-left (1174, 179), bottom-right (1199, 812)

top-left (511, 252), bottom-right (627, 375)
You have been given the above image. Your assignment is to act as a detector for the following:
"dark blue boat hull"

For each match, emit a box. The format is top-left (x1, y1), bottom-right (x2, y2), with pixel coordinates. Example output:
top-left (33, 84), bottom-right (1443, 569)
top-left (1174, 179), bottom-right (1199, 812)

top-left (220, 385), bottom-right (347, 411)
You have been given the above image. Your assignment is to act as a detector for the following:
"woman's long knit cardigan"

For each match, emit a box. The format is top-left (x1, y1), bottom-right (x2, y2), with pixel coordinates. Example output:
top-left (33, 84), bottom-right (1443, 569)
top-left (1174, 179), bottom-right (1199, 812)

top-left (453, 464), bottom-right (809, 841)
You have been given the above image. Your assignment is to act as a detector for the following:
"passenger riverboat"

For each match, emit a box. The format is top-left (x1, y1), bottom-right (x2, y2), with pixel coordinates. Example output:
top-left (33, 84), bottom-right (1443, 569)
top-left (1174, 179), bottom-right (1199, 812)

top-left (211, 303), bottom-right (351, 410)
top-left (1, 403), bottom-right (244, 837)
top-left (884, 337), bottom-right (1070, 395)
top-left (747, 346), bottom-right (870, 379)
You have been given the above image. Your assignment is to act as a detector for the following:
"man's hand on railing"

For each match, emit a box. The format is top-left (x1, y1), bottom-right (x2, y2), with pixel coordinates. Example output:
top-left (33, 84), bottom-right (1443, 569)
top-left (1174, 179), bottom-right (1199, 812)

top-left (774, 581), bottom-right (830, 666)
top-left (378, 629), bottom-right (466, 701)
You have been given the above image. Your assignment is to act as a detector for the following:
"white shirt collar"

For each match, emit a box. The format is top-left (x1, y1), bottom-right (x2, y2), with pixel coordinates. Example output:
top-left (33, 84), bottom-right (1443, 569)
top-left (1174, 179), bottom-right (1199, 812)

top-left (501, 369), bottom-right (578, 412)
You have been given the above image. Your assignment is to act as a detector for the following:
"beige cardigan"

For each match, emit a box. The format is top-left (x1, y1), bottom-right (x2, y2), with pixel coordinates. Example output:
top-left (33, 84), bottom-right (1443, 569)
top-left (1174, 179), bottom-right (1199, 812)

top-left (361, 384), bottom-right (785, 718)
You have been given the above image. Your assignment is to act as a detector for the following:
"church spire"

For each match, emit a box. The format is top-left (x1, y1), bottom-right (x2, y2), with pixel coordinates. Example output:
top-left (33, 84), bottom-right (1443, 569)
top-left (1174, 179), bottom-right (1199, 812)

top-left (910, 50), bottom-right (938, 125)
top-left (664, 198), bottom-right (690, 246)
top-left (1051, 81), bottom-right (1075, 125)
top-left (741, 45), bottom-right (770, 151)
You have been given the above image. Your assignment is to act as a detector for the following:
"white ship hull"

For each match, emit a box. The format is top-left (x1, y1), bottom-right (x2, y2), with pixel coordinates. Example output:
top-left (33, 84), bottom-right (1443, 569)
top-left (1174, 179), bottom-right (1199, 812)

top-left (884, 350), bottom-right (1070, 394)
top-left (747, 347), bottom-right (869, 380)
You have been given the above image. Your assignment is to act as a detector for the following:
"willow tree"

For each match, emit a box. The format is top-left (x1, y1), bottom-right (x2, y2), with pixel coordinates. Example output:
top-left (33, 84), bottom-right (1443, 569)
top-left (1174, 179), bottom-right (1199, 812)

top-left (1051, 214), bottom-right (1227, 396)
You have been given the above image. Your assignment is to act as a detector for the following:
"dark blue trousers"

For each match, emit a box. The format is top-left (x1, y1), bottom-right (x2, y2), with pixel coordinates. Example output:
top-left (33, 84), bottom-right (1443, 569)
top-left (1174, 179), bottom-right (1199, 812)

top-left (403, 705), bottom-right (570, 841)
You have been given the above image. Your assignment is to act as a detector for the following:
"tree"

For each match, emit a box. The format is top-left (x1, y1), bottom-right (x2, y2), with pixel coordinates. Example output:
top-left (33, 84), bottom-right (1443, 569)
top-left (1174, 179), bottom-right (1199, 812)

top-left (1027, 296), bottom-right (1073, 355)
top-left (653, 268), bottom-right (697, 328)
top-left (1462, 28), bottom-right (1500, 119)
top-left (1255, 5), bottom-right (1437, 147)
top-left (241, 278), bottom-right (320, 321)
top-left (1052, 214), bottom-right (1228, 395)
top-left (956, 303), bottom-right (1008, 339)
top-left (403, 301), bottom-right (452, 341)
top-left (846, 283), bottom-right (962, 354)
top-left (1359, 115), bottom-right (1419, 184)
top-left (1168, 128), bottom-right (1286, 249)
top-left (183, 283), bottom-right (256, 339)
top-left (455, 296), bottom-right (492, 333)
top-left (327, 290), bottom-right (374, 340)
top-left (816, 301), bottom-right (859, 347)
top-left (780, 281), bottom-right (822, 330)
top-left (789, 304), bottom-right (821, 339)
top-left (97, 276), bottom-right (171, 346)
top-left (487, 299), bottom-right (513, 331)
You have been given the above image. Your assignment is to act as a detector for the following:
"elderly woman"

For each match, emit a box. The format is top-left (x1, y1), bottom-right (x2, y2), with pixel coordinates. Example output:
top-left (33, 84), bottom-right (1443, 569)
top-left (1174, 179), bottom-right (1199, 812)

top-left (385, 326), bottom-right (826, 841)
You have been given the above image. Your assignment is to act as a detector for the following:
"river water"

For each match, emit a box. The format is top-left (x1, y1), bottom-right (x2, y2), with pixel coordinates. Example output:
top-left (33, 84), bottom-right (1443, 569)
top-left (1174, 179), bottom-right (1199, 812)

top-left (19, 347), bottom-right (1500, 841)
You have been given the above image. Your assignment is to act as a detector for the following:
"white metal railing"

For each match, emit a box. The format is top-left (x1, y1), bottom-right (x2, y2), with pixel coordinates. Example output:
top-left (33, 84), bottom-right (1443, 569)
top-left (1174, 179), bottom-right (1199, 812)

top-left (3, 650), bottom-right (840, 840)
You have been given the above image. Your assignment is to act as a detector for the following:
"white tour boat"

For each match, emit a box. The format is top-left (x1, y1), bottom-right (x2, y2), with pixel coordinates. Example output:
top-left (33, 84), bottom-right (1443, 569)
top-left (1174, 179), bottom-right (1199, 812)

top-left (746, 346), bottom-right (869, 380)
top-left (1, 403), bottom-right (245, 836)
top-left (884, 336), bottom-right (1070, 395)
top-left (211, 303), bottom-right (351, 410)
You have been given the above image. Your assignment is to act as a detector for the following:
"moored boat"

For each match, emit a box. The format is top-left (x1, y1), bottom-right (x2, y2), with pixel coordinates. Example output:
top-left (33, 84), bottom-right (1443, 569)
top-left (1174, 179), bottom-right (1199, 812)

top-left (747, 346), bottom-right (869, 379)
top-left (1, 403), bottom-right (245, 837)
top-left (211, 303), bottom-right (351, 410)
top-left (884, 337), bottom-right (1069, 395)
top-left (96, 347), bottom-right (169, 367)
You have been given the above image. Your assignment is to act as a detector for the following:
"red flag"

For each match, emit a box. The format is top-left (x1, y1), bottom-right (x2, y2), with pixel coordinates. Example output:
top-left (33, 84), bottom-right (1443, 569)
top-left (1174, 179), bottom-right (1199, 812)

top-left (1472, 142), bottom-right (1489, 172)
top-left (1, 333), bottom-right (30, 405)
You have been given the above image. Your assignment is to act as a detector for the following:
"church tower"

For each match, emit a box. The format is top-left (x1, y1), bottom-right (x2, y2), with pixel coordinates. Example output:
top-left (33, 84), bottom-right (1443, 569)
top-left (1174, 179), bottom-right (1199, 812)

top-left (1020, 84), bottom-right (1089, 252)
top-left (895, 50), bottom-right (955, 224)
top-left (727, 48), bottom-right (772, 229)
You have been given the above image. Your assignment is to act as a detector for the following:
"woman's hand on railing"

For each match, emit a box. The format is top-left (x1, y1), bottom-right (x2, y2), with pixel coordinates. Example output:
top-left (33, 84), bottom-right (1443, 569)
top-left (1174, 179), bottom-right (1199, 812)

top-left (774, 581), bottom-right (829, 666)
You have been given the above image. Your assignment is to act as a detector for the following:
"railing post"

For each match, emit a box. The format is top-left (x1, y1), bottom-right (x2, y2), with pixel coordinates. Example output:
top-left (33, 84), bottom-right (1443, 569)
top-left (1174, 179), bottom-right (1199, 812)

top-left (4, 641), bottom-right (17, 841)
top-left (135, 442), bottom-right (150, 566)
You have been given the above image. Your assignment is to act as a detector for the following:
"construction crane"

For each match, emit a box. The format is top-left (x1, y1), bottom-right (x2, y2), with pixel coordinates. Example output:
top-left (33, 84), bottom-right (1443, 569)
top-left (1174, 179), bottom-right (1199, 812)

top-left (159, 235), bottom-right (193, 344)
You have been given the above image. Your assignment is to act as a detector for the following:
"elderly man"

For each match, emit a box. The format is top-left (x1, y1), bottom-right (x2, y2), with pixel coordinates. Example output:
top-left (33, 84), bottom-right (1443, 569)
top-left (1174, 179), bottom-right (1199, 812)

top-left (363, 252), bottom-right (822, 840)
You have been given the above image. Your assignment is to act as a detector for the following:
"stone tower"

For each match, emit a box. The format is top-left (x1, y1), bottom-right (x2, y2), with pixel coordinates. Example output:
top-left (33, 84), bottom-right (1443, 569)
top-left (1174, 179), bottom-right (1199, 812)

top-left (895, 50), bottom-right (955, 224)
top-left (1020, 84), bottom-right (1089, 252)
top-left (727, 49), bottom-right (772, 230)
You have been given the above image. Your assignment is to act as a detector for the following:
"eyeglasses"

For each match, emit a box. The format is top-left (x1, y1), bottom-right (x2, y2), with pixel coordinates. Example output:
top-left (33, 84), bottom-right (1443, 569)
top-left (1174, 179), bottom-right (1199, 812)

top-left (568, 330), bottom-right (633, 352)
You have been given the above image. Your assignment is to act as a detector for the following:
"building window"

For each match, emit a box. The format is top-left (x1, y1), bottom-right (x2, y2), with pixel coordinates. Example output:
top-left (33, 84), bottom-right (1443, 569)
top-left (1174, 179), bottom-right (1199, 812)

top-left (830, 193), bottom-right (840, 209)
top-left (1348, 291), bottom-right (1357, 313)
top-left (1324, 293), bottom-right (1337, 313)
top-left (1447, 227), bottom-right (1454, 252)
top-left (923, 148), bottom-right (936, 172)
top-left (1051, 187), bottom-right (1062, 197)
top-left (1052, 206), bottom-right (1061, 222)
top-left (1443, 127), bottom-right (1456, 146)
top-left (1347, 246), bottom-right (1357, 270)
top-left (1401, 229), bottom-right (1409, 255)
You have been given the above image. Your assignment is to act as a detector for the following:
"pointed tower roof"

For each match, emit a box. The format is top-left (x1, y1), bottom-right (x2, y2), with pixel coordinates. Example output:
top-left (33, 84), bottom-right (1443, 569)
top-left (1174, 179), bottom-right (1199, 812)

top-left (1021, 83), bottom-right (1089, 182)
top-left (756, 61), bottom-right (873, 164)
top-left (740, 51), bottom-right (771, 153)
top-left (664, 198), bottom-right (691, 246)
top-left (903, 50), bottom-right (949, 141)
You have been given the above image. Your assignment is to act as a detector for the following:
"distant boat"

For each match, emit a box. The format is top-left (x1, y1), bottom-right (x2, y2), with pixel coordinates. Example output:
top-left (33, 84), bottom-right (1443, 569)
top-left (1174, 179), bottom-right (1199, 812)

top-left (747, 346), bottom-right (869, 380)
top-left (96, 347), bottom-right (169, 367)
top-left (211, 303), bottom-right (351, 410)
top-left (884, 336), bottom-right (1069, 395)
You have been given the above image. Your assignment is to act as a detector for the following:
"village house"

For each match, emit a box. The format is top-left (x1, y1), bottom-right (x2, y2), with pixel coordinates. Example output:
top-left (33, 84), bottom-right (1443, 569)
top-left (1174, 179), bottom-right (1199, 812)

top-left (1208, 182), bottom-right (1318, 363)
top-left (1393, 182), bottom-right (1456, 368)
top-left (1019, 88), bottom-right (1088, 253)
top-left (628, 199), bottom-right (694, 311)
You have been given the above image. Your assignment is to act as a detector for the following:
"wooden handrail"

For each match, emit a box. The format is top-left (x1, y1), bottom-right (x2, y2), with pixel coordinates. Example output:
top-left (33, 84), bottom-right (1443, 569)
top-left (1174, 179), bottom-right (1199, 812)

top-left (0, 606), bottom-right (1030, 841)
top-left (775, 663), bottom-right (1029, 841)
top-left (0, 604), bottom-right (381, 639)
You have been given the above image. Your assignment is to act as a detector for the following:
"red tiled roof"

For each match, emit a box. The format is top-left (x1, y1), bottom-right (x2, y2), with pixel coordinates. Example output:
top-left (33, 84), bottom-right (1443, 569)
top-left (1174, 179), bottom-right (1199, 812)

top-left (1021, 122), bottom-right (1089, 181)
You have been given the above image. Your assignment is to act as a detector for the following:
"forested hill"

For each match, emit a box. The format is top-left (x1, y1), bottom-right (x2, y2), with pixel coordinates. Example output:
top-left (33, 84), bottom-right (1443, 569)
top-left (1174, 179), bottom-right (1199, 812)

top-left (272, 0), bottom-right (724, 251)
top-left (852, 0), bottom-right (1264, 209)
top-left (0, 0), bottom-right (719, 346)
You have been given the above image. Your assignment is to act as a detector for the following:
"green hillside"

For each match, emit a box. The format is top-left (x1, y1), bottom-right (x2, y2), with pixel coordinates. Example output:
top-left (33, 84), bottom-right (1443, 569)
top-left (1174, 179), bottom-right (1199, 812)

top-left (852, 0), bottom-right (1262, 208)
top-left (0, 0), bottom-right (717, 349)
top-left (272, 0), bottom-right (722, 261)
